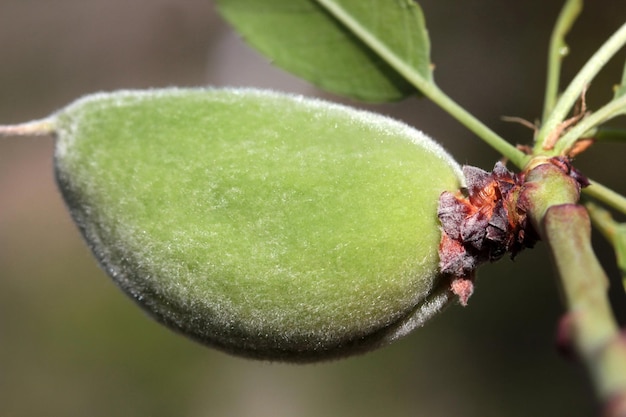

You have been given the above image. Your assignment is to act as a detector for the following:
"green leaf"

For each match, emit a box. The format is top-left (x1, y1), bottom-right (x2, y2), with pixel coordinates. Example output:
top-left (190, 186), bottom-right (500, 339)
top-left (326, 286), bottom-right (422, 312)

top-left (52, 88), bottom-right (463, 361)
top-left (216, 0), bottom-right (432, 102)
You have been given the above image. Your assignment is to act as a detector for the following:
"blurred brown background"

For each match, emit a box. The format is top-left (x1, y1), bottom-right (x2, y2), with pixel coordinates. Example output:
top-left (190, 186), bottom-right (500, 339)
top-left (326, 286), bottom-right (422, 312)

top-left (1, 1), bottom-right (625, 416)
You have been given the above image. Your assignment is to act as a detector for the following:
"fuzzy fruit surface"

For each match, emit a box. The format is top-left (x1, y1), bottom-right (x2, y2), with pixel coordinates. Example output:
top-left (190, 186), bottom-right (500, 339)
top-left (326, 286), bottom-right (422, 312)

top-left (53, 88), bottom-right (463, 361)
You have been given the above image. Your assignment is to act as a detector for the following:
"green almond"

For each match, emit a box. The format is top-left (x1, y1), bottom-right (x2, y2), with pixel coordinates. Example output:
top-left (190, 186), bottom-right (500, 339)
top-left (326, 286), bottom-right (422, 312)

top-left (51, 88), bottom-right (463, 361)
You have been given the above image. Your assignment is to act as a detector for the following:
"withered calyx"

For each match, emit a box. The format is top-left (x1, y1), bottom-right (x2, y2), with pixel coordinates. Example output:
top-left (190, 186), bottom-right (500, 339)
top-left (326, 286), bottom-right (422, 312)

top-left (437, 157), bottom-right (588, 305)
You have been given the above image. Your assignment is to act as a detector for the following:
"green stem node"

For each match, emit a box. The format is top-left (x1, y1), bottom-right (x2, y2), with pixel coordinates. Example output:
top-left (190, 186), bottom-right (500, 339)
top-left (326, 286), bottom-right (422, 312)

top-left (520, 162), bottom-right (580, 222)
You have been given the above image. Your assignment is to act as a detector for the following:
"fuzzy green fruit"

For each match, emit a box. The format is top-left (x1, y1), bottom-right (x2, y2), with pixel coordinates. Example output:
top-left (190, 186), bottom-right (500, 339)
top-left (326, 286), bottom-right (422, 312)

top-left (51, 88), bottom-right (463, 361)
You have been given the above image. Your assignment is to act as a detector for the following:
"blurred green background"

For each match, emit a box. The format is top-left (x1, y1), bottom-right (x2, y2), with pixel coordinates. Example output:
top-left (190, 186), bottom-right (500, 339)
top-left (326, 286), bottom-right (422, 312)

top-left (1, 1), bottom-right (625, 416)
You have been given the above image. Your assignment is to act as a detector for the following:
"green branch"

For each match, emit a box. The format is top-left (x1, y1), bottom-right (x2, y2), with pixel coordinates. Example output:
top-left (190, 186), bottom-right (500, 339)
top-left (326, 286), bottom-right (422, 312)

top-left (522, 162), bottom-right (626, 416)
top-left (314, 0), bottom-right (527, 168)
top-left (536, 22), bottom-right (626, 149)
top-left (586, 202), bottom-right (626, 292)
top-left (589, 127), bottom-right (626, 143)
top-left (584, 179), bottom-right (626, 217)
top-left (543, 205), bottom-right (626, 415)
top-left (555, 94), bottom-right (626, 154)
top-left (543, 0), bottom-right (583, 121)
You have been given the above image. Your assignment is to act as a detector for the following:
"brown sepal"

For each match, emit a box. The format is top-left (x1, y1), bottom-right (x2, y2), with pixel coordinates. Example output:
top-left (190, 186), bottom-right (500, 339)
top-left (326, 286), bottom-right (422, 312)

top-left (438, 162), bottom-right (538, 305)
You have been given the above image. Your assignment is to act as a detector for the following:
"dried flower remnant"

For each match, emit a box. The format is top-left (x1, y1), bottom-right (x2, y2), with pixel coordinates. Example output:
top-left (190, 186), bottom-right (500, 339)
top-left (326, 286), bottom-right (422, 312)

top-left (545, 156), bottom-right (590, 188)
top-left (437, 162), bottom-right (538, 305)
top-left (438, 157), bottom-right (590, 306)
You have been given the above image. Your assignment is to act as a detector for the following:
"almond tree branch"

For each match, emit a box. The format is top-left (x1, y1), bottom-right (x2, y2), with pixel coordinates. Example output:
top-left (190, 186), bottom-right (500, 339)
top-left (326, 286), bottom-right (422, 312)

top-left (522, 162), bottom-right (626, 416)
